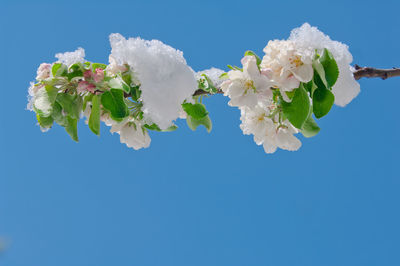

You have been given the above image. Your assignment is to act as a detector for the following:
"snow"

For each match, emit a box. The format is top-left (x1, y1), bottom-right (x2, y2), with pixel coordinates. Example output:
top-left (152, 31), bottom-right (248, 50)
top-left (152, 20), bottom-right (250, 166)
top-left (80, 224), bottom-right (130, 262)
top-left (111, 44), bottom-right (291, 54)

top-left (289, 23), bottom-right (360, 106)
top-left (55, 47), bottom-right (85, 66)
top-left (109, 33), bottom-right (197, 130)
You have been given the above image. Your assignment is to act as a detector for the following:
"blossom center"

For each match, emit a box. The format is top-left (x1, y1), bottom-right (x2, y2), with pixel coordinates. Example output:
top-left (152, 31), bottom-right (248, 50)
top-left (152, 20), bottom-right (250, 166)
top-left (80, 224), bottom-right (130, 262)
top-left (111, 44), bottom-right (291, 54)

top-left (244, 79), bottom-right (255, 94)
top-left (289, 55), bottom-right (303, 67)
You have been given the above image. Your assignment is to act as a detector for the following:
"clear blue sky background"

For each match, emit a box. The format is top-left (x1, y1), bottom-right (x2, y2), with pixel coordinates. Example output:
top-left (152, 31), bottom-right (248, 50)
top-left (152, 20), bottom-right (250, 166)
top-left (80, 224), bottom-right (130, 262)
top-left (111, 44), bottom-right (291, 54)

top-left (1, 1), bottom-right (399, 265)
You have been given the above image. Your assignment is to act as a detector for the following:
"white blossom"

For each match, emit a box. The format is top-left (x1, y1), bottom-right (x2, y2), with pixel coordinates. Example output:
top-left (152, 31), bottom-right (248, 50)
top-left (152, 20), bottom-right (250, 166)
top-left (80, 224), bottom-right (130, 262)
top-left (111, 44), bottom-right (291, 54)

top-left (289, 23), bottom-right (360, 106)
top-left (36, 63), bottom-right (51, 80)
top-left (55, 47), bottom-right (85, 66)
top-left (106, 55), bottom-right (128, 76)
top-left (260, 40), bottom-right (314, 101)
top-left (109, 33), bottom-right (197, 130)
top-left (221, 55), bottom-right (273, 107)
top-left (239, 101), bottom-right (301, 154)
top-left (110, 118), bottom-right (151, 150)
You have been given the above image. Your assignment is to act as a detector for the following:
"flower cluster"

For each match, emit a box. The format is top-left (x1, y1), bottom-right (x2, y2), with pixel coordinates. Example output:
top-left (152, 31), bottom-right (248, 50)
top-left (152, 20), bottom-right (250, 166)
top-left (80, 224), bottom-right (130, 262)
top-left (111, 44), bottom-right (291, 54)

top-left (28, 37), bottom-right (215, 150)
top-left (221, 23), bottom-right (360, 153)
top-left (27, 23), bottom-right (361, 153)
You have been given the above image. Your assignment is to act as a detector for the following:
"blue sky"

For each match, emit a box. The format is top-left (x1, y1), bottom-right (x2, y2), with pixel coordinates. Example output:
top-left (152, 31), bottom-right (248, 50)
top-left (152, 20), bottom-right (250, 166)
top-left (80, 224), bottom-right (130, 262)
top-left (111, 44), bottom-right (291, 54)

top-left (1, 0), bottom-right (399, 265)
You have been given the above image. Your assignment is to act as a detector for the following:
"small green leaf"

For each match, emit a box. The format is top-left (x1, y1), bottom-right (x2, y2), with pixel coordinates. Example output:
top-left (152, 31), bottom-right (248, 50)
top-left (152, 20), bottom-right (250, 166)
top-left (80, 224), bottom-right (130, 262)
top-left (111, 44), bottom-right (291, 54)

top-left (101, 89), bottom-right (129, 121)
top-left (92, 63), bottom-right (107, 72)
top-left (244, 50), bottom-right (262, 66)
top-left (312, 60), bottom-right (327, 88)
top-left (88, 95), bottom-right (100, 136)
top-left (182, 103), bottom-right (208, 120)
top-left (201, 74), bottom-right (218, 93)
top-left (186, 115), bottom-right (212, 133)
top-left (281, 84), bottom-right (311, 129)
top-left (319, 48), bottom-right (339, 88)
top-left (312, 88), bottom-right (335, 119)
top-left (82, 94), bottom-right (94, 112)
top-left (301, 113), bottom-right (320, 138)
top-left (52, 102), bottom-right (68, 127)
top-left (64, 116), bottom-right (78, 142)
top-left (56, 93), bottom-right (82, 119)
top-left (144, 123), bottom-right (178, 132)
top-left (33, 85), bottom-right (58, 117)
top-left (219, 72), bottom-right (228, 79)
top-left (52, 63), bottom-right (67, 77)
top-left (36, 114), bottom-right (54, 129)
top-left (67, 63), bottom-right (84, 81)
top-left (108, 77), bottom-right (130, 93)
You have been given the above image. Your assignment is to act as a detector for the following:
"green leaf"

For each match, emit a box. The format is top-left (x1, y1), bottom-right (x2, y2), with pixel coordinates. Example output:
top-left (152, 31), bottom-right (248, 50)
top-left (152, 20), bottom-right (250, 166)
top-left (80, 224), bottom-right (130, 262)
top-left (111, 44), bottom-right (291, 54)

top-left (281, 84), bottom-right (311, 129)
top-left (109, 75), bottom-right (131, 93)
top-left (52, 101), bottom-right (68, 127)
top-left (67, 63), bottom-right (84, 81)
top-left (64, 116), bottom-right (78, 142)
top-left (36, 114), bottom-right (54, 129)
top-left (83, 94), bottom-right (94, 112)
top-left (201, 74), bottom-right (218, 93)
top-left (186, 115), bottom-right (212, 133)
top-left (319, 48), bottom-right (339, 88)
top-left (244, 50), bottom-right (262, 66)
top-left (312, 88), bottom-right (335, 119)
top-left (219, 72), bottom-right (228, 79)
top-left (92, 63), bottom-right (107, 72)
top-left (101, 89), bottom-right (129, 121)
top-left (51, 63), bottom-right (67, 77)
top-left (182, 103), bottom-right (208, 120)
top-left (130, 85), bottom-right (141, 101)
top-left (227, 65), bottom-right (242, 71)
top-left (144, 123), bottom-right (178, 132)
top-left (56, 93), bottom-right (82, 119)
top-left (312, 60), bottom-right (327, 88)
top-left (33, 85), bottom-right (58, 117)
top-left (301, 113), bottom-right (320, 138)
top-left (303, 80), bottom-right (317, 96)
top-left (88, 95), bottom-right (100, 136)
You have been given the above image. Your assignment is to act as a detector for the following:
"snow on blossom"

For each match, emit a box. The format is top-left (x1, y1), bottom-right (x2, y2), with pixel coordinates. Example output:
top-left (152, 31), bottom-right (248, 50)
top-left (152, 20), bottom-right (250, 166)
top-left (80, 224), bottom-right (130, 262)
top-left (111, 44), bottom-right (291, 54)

top-left (289, 23), bottom-right (360, 106)
top-left (260, 39), bottom-right (314, 100)
top-left (55, 47), bottom-right (85, 66)
top-left (221, 55), bottom-right (273, 108)
top-left (110, 118), bottom-right (151, 150)
top-left (239, 101), bottom-right (301, 154)
top-left (36, 63), bottom-right (51, 80)
top-left (109, 33), bottom-right (197, 130)
top-left (106, 55), bottom-right (128, 76)
top-left (196, 67), bottom-right (225, 87)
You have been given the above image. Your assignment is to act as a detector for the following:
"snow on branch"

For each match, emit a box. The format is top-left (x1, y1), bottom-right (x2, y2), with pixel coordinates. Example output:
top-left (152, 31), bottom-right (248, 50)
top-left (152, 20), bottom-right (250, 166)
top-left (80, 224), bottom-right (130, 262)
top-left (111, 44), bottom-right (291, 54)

top-left (27, 23), bottom-right (399, 154)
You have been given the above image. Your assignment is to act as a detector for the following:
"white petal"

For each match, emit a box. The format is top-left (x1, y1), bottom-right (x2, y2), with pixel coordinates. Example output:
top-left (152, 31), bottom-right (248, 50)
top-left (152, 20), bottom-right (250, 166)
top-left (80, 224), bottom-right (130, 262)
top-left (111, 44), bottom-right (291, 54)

top-left (263, 139), bottom-right (277, 154)
top-left (291, 64), bottom-right (313, 82)
top-left (279, 72), bottom-right (300, 91)
top-left (276, 131), bottom-right (302, 151)
top-left (332, 64), bottom-right (360, 107)
top-left (228, 70), bottom-right (246, 81)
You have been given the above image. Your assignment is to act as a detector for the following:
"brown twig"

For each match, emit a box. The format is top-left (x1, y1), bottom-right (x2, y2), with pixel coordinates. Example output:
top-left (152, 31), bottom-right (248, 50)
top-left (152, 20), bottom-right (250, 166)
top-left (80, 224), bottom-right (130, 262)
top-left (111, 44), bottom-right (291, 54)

top-left (352, 65), bottom-right (400, 80)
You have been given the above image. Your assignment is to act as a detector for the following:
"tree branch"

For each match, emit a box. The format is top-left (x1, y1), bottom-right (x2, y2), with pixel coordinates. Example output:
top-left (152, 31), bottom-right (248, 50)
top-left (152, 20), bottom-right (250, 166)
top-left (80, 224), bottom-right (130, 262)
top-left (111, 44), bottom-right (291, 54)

top-left (125, 65), bottom-right (400, 98)
top-left (353, 65), bottom-right (400, 80)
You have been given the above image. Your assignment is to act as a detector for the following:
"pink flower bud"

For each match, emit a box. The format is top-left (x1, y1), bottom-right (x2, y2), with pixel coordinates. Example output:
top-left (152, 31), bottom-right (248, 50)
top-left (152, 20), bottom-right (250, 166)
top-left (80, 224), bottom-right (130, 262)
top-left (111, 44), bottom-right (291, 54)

top-left (83, 70), bottom-right (92, 79)
top-left (77, 81), bottom-right (96, 94)
top-left (93, 68), bottom-right (104, 83)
